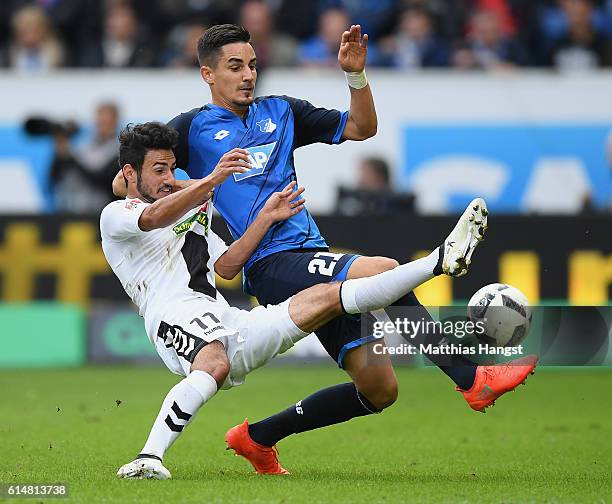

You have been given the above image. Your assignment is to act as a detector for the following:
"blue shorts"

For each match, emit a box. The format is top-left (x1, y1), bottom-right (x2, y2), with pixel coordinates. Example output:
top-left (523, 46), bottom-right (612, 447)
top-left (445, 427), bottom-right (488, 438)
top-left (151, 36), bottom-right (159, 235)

top-left (245, 249), bottom-right (378, 368)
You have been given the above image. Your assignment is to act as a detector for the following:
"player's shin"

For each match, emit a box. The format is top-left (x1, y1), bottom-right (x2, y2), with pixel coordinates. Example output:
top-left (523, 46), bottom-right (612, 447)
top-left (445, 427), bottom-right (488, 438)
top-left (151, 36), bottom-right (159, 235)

top-left (248, 382), bottom-right (380, 447)
top-left (139, 370), bottom-right (218, 460)
top-left (386, 293), bottom-right (477, 390)
top-left (340, 248), bottom-right (441, 315)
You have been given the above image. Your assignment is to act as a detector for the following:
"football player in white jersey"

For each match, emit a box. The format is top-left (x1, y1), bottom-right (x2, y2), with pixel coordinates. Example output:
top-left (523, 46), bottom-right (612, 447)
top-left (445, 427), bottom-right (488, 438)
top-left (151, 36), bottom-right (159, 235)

top-left (102, 122), bottom-right (498, 480)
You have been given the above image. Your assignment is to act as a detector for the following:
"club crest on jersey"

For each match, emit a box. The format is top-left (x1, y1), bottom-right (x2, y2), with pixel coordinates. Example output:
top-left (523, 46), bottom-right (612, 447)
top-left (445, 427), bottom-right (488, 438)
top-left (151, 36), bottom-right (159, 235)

top-left (125, 199), bottom-right (141, 210)
top-left (172, 206), bottom-right (209, 235)
top-left (256, 118), bottom-right (276, 133)
top-left (233, 142), bottom-right (277, 182)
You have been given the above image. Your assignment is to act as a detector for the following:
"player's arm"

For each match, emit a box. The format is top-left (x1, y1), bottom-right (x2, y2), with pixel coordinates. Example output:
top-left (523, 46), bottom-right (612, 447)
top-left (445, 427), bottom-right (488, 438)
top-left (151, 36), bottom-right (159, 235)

top-left (338, 24), bottom-right (377, 141)
top-left (137, 178), bottom-right (214, 231)
top-left (214, 182), bottom-right (305, 280)
top-left (112, 170), bottom-right (196, 197)
top-left (138, 148), bottom-right (250, 231)
top-left (112, 169), bottom-right (127, 197)
top-left (174, 179), bottom-right (197, 190)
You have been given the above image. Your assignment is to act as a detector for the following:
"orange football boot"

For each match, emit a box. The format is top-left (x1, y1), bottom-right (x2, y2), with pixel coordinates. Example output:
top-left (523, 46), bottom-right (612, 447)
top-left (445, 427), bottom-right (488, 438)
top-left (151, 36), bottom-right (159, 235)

top-left (225, 419), bottom-right (290, 475)
top-left (457, 355), bottom-right (538, 412)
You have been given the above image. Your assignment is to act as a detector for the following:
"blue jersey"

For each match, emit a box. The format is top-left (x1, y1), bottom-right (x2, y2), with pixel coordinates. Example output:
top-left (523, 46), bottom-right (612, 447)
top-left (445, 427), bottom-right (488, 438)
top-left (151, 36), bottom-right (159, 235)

top-left (169, 95), bottom-right (348, 273)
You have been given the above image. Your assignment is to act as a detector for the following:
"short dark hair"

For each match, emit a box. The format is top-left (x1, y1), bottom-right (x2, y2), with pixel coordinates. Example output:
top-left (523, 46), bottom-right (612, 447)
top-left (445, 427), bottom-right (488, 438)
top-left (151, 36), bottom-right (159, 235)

top-left (197, 24), bottom-right (251, 67)
top-left (119, 122), bottom-right (178, 174)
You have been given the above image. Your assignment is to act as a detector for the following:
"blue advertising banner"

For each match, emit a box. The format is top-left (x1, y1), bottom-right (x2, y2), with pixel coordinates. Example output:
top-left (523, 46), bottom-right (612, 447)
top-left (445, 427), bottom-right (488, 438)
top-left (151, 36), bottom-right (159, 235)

top-left (403, 124), bottom-right (612, 214)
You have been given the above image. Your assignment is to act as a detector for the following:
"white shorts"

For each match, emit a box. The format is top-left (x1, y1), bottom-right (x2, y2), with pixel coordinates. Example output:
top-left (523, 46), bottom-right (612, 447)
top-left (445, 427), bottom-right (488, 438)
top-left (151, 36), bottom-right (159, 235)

top-left (148, 297), bottom-right (308, 389)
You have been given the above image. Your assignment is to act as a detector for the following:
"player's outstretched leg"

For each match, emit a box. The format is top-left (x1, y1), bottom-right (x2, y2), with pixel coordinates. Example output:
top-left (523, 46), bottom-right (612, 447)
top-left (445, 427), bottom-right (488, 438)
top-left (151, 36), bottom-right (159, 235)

top-left (376, 199), bottom-right (487, 392)
top-left (117, 341), bottom-right (228, 479)
top-left (226, 199), bottom-right (491, 473)
top-left (339, 198), bottom-right (488, 315)
top-left (438, 198), bottom-right (538, 411)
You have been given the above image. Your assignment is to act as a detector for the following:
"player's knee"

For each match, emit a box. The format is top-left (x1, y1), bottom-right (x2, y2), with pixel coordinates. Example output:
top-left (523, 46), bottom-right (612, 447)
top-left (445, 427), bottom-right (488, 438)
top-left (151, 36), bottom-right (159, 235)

top-left (374, 379), bottom-right (399, 410)
top-left (325, 283), bottom-right (343, 313)
top-left (310, 283), bottom-right (342, 313)
top-left (360, 377), bottom-right (399, 411)
top-left (374, 256), bottom-right (399, 272)
top-left (210, 357), bottom-right (230, 387)
top-left (191, 342), bottom-right (230, 388)
top-left (348, 256), bottom-right (399, 279)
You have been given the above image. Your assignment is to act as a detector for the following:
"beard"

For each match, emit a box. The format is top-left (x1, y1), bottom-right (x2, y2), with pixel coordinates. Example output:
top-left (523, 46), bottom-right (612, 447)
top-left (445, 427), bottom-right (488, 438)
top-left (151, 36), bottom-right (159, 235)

top-left (136, 176), bottom-right (158, 204)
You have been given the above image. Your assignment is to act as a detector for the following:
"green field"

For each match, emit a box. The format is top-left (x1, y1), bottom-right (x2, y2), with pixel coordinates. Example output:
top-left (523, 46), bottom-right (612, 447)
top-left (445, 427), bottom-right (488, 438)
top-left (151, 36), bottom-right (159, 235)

top-left (1, 366), bottom-right (610, 504)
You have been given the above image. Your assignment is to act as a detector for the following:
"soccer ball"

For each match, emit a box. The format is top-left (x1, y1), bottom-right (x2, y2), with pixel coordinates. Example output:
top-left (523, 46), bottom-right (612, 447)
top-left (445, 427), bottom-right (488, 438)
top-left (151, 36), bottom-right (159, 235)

top-left (468, 283), bottom-right (532, 347)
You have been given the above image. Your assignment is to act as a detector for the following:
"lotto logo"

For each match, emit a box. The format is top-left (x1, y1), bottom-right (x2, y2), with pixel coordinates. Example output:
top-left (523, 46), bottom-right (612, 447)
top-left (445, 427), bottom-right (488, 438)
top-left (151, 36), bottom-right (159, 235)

top-left (214, 130), bottom-right (230, 140)
top-left (233, 142), bottom-right (277, 182)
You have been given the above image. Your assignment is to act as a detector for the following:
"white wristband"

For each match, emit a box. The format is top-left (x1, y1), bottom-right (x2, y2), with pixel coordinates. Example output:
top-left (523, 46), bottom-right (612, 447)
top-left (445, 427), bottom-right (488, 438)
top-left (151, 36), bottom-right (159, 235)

top-left (345, 69), bottom-right (368, 90)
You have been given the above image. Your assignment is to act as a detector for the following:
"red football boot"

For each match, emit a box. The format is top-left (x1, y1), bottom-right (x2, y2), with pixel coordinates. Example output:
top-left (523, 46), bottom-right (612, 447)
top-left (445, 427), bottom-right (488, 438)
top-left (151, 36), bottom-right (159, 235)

top-left (225, 419), bottom-right (289, 475)
top-left (458, 355), bottom-right (538, 412)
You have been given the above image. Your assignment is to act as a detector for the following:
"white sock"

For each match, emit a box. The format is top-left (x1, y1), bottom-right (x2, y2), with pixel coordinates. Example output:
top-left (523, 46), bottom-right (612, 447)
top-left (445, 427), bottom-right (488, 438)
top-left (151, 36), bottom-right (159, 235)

top-left (139, 370), bottom-right (218, 460)
top-left (340, 249), bottom-right (439, 314)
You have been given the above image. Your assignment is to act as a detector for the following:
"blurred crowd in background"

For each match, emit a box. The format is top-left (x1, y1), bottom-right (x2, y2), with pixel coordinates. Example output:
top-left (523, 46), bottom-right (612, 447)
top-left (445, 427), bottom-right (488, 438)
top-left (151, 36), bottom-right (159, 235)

top-left (2, 0), bottom-right (611, 215)
top-left (1, 0), bottom-right (612, 73)
top-left (43, 100), bottom-right (611, 215)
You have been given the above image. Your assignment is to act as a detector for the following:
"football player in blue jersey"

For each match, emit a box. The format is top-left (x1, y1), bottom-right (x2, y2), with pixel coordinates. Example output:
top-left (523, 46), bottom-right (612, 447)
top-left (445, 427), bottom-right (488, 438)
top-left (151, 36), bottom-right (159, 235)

top-left (112, 24), bottom-right (535, 473)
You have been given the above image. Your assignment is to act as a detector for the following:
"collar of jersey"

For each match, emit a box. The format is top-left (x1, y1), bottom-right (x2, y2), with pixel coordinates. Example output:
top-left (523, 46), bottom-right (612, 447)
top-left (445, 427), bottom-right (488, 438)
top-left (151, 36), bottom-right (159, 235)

top-left (205, 102), bottom-right (257, 127)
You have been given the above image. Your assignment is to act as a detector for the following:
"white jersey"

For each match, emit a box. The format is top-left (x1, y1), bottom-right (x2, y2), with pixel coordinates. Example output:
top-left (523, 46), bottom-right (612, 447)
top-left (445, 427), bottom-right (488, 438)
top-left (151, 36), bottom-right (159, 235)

top-left (100, 197), bottom-right (231, 340)
top-left (100, 197), bottom-right (308, 388)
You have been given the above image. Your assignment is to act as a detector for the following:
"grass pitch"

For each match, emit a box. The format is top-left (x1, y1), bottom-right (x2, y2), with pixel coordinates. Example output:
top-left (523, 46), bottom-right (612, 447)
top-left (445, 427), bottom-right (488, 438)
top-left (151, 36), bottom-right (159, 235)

top-left (1, 365), bottom-right (610, 504)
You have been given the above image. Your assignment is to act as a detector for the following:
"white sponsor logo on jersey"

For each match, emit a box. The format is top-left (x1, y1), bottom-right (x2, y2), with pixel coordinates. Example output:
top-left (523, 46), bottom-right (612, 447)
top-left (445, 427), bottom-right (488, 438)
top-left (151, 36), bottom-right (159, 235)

top-left (214, 129), bottom-right (230, 140)
top-left (233, 142), bottom-right (277, 182)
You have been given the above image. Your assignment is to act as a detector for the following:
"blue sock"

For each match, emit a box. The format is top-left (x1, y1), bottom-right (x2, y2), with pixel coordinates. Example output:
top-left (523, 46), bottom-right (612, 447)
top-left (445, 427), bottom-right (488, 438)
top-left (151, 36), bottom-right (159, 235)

top-left (248, 383), bottom-right (380, 447)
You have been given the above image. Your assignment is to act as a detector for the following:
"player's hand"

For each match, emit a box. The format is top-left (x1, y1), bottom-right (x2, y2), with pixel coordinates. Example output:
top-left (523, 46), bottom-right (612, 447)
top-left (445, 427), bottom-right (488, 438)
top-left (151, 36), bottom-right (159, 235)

top-left (338, 24), bottom-right (368, 73)
top-left (261, 181), bottom-right (305, 223)
top-left (209, 148), bottom-right (251, 185)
